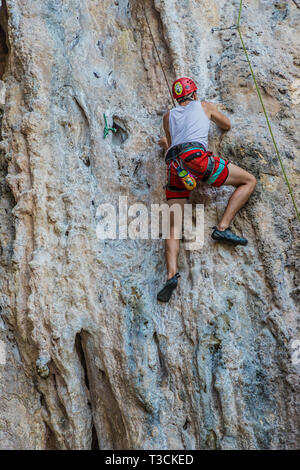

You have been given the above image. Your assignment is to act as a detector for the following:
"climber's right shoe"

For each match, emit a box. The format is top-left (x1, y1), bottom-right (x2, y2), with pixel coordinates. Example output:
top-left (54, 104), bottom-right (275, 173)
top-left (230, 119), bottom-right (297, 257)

top-left (157, 273), bottom-right (180, 303)
top-left (211, 226), bottom-right (248, 246)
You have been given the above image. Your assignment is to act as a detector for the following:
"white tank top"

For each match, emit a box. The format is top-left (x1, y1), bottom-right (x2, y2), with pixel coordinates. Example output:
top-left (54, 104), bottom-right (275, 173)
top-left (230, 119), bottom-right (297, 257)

top-left (169, 101), bottom-right (210, 150)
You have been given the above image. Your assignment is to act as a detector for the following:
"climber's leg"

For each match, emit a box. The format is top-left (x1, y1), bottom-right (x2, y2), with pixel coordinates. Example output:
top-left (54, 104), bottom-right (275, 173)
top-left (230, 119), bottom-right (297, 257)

top-left (210, 162), bottom-right (256, 246)
top-left (165, 198), bottom-right (186, 279)
top-left (217, 163), bottom-right (256, 230)
top-left (157, 198), bottom-right (186, 302)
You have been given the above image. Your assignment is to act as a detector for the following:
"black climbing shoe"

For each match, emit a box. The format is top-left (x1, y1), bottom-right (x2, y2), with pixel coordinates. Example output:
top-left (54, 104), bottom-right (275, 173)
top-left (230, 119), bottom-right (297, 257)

top-left (211, 226), bottom-right (248, 246)
top-left (157, 273), bottom-right (180, 303)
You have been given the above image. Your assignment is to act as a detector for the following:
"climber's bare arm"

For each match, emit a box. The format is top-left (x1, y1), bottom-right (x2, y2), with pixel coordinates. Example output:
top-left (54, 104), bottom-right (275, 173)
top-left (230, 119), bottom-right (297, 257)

top-left (158, 111), bottom-right (171, 150)
top-left (202, 101), bottom-right (231, 130)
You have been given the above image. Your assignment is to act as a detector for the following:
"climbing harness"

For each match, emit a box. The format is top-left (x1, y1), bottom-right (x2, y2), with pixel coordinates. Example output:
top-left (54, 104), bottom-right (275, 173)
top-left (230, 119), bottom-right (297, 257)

top-left (143, 5), bottom-right (176, 107)
top-left (237, 0), bottom-right (300, 223)
top-left (103, 113), bottom-right (117, 139)
top-left (165, 142), bottom-right (210, 193)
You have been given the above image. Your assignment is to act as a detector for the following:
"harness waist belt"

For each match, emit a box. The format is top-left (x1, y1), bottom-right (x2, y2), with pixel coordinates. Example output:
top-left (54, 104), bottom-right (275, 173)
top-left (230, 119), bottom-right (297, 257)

top-left (165, 141), bottom-right (207, 162)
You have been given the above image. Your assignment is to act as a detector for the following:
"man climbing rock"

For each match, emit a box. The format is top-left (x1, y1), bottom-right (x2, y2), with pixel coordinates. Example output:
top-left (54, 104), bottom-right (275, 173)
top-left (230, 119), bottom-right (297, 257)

top-left (157, 77), bottom-right (256, 303)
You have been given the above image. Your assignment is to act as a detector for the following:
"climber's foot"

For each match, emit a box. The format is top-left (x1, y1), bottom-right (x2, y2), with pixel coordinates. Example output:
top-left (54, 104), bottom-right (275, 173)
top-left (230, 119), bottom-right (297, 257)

top-left (211, 226), bottom-right (248, 246)
top-left (157, 273), bottom-right (180, 303)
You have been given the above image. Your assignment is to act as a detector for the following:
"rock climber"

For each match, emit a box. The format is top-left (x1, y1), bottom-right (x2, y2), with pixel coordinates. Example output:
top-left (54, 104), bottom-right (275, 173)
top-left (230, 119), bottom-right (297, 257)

top-left (157, 77), bottom-right (256, 302)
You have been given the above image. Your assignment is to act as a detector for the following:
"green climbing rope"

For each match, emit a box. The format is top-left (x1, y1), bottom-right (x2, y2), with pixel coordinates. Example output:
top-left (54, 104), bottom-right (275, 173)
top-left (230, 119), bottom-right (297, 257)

top-left (237, 0), bottom-right (300, 223)
top-left (103, 113), bottom-right (117, 139)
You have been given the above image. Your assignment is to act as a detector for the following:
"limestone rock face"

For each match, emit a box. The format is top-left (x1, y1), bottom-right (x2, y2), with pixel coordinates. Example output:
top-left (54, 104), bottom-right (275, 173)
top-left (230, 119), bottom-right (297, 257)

top-left (0, 0), bottom-right (299, 450)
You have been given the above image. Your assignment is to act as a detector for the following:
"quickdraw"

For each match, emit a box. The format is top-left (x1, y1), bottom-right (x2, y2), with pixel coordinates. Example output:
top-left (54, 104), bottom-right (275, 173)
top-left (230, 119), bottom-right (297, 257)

top-left (103, 113), bottom-right (117, 139)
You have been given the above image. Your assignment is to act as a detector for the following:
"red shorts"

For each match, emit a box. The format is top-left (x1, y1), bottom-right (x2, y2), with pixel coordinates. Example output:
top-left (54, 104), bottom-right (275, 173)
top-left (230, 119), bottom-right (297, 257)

top-left (165, 148), bottom-right (230, 200)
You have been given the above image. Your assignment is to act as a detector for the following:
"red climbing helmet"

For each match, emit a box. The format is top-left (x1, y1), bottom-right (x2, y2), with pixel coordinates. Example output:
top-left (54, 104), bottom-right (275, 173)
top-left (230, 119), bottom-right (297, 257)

top-left (172, 77), bottom-right (197, 99)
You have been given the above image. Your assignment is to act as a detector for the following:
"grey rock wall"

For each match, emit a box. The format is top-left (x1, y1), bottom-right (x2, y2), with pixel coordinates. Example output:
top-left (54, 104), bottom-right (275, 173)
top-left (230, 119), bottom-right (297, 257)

top-left (0, 0), bottom-right (299, 449)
